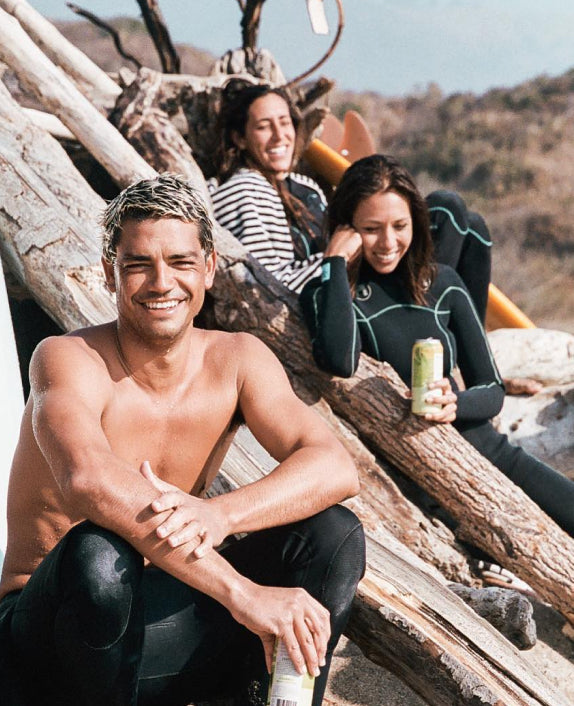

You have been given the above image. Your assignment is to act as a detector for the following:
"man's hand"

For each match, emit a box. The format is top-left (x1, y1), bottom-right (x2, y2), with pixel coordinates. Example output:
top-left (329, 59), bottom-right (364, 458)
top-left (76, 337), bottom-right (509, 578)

top-left (140, 461), bottom-right (229, 558)
top-left (230, 583), bottom-right (330, 677)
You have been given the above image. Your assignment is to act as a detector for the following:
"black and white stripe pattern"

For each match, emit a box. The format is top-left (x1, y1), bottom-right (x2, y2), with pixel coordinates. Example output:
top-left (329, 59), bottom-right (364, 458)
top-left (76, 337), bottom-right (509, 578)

top-left (210, 169), bottom-right (326, 293)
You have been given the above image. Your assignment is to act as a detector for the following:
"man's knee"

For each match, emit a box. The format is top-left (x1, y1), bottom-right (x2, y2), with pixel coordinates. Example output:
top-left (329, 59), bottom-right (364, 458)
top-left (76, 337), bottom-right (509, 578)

top-left (297, 505), bottom-right (366, 582)
top-left (58, 521), bottom-right (143, 647)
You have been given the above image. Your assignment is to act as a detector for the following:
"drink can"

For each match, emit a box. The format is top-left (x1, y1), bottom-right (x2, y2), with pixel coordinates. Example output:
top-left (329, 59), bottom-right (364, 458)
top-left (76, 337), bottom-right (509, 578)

top-left (411, 338), bottom-right (443, 415)
top-left (267, 638), bottom-right (315, 706)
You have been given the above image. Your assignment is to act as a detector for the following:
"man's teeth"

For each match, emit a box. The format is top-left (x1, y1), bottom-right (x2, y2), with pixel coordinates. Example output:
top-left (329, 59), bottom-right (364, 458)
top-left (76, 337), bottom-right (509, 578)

top-left (144, 301), bottom-right (178, 309)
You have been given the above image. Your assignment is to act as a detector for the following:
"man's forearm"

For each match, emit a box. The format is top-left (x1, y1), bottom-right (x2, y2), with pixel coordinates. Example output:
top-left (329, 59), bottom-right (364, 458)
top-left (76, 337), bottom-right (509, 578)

top-left (209, 444), bottom-right (358, 537)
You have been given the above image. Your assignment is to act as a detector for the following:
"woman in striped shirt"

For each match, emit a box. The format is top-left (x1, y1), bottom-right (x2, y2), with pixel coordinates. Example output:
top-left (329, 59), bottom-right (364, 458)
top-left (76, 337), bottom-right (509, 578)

top-left (210, 84), bottom-right (328, 293)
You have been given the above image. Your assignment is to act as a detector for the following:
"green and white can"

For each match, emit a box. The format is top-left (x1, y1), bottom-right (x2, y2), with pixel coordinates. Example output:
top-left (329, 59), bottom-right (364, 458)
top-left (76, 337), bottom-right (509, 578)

top-left (267, 638), bottom-right (315, 706)
top-left (411, 338), bottom-right (443, 415)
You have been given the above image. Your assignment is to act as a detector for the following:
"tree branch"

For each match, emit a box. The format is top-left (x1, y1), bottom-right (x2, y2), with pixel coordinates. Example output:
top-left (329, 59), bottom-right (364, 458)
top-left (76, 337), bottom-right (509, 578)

top-left (287, 0), bottom-right (345, 87)
top-left (135, 0), bottom-right (180, 74)
top-left (66, 3), bottom-right (142, 70)
top-left (241, 0), bottom-right (266, 51)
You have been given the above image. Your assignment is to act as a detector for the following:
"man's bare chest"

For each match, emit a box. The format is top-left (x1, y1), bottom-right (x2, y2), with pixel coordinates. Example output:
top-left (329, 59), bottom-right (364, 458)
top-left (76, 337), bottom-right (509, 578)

top-left (101, 382), bottom-right (239, 491)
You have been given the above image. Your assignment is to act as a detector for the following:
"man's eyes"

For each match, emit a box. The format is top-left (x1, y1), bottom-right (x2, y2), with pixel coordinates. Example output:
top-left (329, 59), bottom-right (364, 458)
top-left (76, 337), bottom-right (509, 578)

top-left (122, 261), bottom-right (197, 271)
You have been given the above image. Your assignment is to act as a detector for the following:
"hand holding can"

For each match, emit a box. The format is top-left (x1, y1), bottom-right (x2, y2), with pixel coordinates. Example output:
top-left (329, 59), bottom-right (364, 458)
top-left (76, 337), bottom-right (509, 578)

top-left (411, 338), bottom-right (443, 415)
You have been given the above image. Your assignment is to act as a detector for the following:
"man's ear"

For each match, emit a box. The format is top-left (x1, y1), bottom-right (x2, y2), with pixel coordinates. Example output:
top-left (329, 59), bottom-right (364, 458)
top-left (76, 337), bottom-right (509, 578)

top-left (101, 257), bottom-right (116, 293)
top-left (204, 250), bottom-right (217, 290)
top-left (231, 130), bottom-right (246, 151)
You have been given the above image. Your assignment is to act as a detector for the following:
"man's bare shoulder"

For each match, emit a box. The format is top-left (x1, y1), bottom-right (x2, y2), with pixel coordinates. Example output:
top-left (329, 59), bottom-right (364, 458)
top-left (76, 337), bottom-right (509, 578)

top-left (31, 323), bottom-right (117, 391)
top-left (204, 330), bottom-right (277, 366)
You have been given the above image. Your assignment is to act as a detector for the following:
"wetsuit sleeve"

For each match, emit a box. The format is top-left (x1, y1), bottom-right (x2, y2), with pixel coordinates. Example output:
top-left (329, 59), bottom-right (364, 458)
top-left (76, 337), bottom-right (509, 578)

top-left (299, 256), bottom-right (360, 377)
top-left (444, 274), bottom-right (505, 421)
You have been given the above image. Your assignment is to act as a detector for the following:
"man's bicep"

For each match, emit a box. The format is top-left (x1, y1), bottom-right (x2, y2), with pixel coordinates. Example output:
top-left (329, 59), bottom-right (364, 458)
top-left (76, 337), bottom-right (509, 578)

top-left (30, 337), bottom-right (112, 470)
top-left (237, 335), bottom-right (328, 460)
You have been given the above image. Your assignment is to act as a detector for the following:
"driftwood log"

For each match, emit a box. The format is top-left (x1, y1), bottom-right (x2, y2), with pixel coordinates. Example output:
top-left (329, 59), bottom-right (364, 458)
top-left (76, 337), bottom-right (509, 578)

top-left (0, 0), bottom-right (121, 109)
top-left (3, 13), bottom-right (574, 622)
top-left (0, 6), bottom-right (155, 187)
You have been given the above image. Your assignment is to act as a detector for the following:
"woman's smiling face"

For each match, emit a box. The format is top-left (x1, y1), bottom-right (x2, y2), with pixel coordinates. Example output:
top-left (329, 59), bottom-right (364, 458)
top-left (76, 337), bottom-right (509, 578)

top-left (353, 190), bottom-right (413, 274)
top-left (233, 93), bottom-right (296, 179)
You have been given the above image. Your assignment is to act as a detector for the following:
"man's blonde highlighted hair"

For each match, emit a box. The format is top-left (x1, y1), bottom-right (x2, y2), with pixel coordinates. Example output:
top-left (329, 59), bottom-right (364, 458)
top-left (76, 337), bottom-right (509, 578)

top-left (101, 174), bottom-right (214, 262)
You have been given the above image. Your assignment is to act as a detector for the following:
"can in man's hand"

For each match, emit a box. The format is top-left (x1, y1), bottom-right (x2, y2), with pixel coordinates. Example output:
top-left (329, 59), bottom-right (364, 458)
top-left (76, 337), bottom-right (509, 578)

top-left (411, 338), bottom-right (443, 415)
top-left (267, 637), bottom-right (315, 706)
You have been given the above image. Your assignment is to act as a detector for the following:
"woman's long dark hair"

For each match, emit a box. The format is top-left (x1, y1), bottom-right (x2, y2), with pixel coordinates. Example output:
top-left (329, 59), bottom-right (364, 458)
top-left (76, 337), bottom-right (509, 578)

top-left (328, 154), bottom-right (435, 305)
top-left (216, 82), bottom-right (324, 258)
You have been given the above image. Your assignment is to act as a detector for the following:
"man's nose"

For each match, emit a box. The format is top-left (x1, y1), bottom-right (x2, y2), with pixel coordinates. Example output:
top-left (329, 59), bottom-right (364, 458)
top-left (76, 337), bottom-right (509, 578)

top-left (149, 263), bottom-right (172, 291)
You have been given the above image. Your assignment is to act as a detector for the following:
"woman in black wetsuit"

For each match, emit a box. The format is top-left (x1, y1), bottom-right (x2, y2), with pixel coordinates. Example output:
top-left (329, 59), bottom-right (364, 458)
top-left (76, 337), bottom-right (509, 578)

top-left (299, 153), bottom-right (574, 536)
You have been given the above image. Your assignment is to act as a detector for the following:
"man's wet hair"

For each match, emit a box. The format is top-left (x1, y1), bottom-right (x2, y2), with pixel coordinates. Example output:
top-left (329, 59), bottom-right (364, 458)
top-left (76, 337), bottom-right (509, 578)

top-left (101, 174), bottom-right (214, 262)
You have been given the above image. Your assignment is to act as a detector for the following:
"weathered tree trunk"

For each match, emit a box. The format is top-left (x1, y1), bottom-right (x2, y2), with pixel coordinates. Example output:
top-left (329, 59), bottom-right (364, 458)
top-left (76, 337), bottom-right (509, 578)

top-left (0, 83), bottom-right (114, 328)
top-left (3, 26), bottom-right (573, 623)
top-left (0, 0), bottom-right (121, 109)
top-left (135, 0), bottom-right (180, 74)
top-left (217, 428), bottom-right (570, 706)
top-left (109, 67), bottom-right (209, 201)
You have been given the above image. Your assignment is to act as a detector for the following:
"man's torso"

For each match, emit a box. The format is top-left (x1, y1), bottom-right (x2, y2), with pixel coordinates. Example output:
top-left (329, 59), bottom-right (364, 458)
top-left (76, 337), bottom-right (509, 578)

top-left (0, 324), bottom-right (244, 598)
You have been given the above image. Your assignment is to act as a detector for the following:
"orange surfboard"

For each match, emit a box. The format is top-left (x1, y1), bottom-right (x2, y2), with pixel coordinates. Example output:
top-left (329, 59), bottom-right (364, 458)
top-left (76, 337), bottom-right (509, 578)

top-left (318, 110), bottom-right (376, 163)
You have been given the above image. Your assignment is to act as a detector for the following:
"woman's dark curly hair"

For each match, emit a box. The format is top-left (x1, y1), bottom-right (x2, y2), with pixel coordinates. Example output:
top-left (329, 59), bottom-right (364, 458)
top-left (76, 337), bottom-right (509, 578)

top-left (217, 82), bottom-right (300, 183)
top-left (328, 154), bottom-right (435, 304)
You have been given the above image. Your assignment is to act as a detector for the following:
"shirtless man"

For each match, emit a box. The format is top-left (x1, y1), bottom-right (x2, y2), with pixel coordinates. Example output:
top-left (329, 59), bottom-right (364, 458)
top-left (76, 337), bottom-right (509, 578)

top-left (0, 175), bottom-right (365, 706)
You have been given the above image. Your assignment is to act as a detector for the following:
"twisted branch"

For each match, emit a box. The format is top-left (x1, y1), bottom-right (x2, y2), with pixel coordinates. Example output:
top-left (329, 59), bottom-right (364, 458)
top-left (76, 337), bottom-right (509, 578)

top-left (287, 0), bottom-right (344, 87)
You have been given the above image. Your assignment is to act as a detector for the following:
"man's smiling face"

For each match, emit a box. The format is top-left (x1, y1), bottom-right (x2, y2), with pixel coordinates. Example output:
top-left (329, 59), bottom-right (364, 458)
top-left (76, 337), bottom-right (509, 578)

top-left (103, 217), bottom-right (216, 344)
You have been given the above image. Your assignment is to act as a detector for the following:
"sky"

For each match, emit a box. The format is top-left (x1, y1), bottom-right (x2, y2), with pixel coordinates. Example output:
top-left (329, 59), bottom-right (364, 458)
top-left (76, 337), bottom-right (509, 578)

top-left (26, 1), bottom-right (574, 97)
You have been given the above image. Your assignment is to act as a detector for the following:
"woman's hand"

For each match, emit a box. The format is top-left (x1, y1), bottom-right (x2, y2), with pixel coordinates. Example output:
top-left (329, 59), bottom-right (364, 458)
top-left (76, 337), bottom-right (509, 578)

top-left (424, 378), bottom-right (458, 424)
top-left (324, 225), bottom-right (362, 264)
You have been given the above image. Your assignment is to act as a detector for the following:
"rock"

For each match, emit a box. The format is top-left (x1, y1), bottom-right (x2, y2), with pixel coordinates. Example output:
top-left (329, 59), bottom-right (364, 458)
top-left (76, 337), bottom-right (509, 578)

top-left (449, 584), bottom-right (537, 650)
top-left (487, 328), bottom-right (574, 386)
top-left (494, 384), bottom-right (574, 478)
top-left (487, 328), bottom-right (574, 477)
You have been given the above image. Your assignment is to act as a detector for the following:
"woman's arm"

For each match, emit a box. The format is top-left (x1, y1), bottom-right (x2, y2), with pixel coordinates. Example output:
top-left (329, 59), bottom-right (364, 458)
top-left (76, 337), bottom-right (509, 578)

top-left (443, 273), bottom-right (505, 422)
top-left (299, 256), bottom-right (361, 377)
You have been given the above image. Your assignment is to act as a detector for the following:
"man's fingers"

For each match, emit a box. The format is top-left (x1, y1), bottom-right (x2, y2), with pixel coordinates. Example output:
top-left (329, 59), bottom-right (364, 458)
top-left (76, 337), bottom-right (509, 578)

top-left (293, 617), bottom-right (321, 677)
top-left (156, 508), bottom-right (198, 539)
top-left (280, 628), bottom-right (308, 676)
top-left (260, 634), bottom-right (276, 674)
top-left (304, 614), bottom-right (329, 666)
top-left (151, 491), bottom-right (185, 514)
top-left (191, 529), bottom-right (212, 558)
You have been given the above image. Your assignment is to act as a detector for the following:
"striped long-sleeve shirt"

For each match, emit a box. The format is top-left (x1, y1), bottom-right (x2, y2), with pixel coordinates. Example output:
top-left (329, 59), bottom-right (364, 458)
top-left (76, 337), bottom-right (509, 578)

top-left (210, 168), bottom-right (327, 293)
